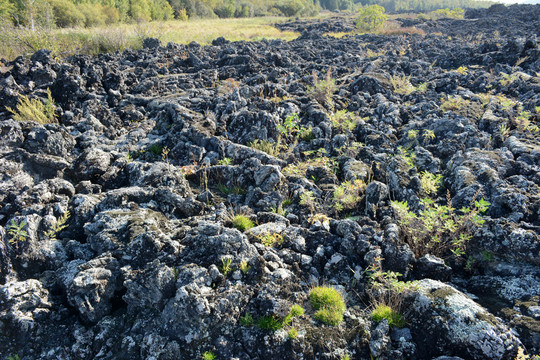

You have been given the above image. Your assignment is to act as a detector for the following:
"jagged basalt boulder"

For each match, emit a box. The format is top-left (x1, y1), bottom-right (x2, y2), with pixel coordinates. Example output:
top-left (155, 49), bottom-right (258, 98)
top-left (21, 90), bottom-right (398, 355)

top-left (61, 253), bottom-right (120, 324)
top-left (122, 259), bottom-right (176, 311)
top-left (406, 279), bottom-right (522, 359)
top-left (0, 279), bottom-right (52, 341)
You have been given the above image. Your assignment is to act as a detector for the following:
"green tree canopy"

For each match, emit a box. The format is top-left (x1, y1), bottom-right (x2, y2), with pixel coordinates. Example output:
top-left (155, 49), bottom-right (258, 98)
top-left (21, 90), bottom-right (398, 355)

top-left (0, 0), bottom-right (15, 20)
top-left (49, 0), bottom-right (85, 27)
top-left (356, 4), bottom-right (387, 32)
top-left (129, 0), bottom-right (151, 21)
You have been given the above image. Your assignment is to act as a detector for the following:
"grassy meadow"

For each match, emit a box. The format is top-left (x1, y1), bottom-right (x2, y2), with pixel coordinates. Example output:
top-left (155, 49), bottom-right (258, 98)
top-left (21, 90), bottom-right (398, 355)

top-left (0, 17), bottom-right (299, 61)
top-left (0, 9), bottom-right (442, 62)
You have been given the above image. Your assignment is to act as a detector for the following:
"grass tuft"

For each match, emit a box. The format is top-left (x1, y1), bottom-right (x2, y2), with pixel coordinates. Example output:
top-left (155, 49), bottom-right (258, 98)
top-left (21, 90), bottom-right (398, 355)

top-left (240, 313), bottom-right (254, 326)
top-left (257, 315), bottom-right (283, 331)
top-left (232, 215), bottom-right (254, 232)
top-left (371, 304), bottom-right (405, 328)
top-left (287, 327), bottom-right (298, 339)
top-left (290, 304), bottom-right (305, 317)
top-left (309, 286), bottom-right (346, 326)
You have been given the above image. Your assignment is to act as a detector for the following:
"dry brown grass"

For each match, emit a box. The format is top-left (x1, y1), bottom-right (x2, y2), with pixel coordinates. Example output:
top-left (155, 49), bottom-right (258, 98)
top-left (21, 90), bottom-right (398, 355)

top-left (377, 26), bottom-right (426, 36)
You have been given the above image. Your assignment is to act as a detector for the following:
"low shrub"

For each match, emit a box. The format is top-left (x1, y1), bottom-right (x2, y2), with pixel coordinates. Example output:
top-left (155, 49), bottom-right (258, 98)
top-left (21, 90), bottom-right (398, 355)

top-left (329, 110), bottom-right (359, 132)
top-left (432, 7), bottom-right (464, 19)
top-left (419, 171), bottom-right (443, 196)
top-left (277, 112), bottom-right (312, 141)
top-left (49, 0), bottom-right (85, 28)
top-left (378, 26), bottom-right (426, 36)
top-left (283, 149), bottom-right (338, 177)
top-left (248, 139), bottom-right (281, 157)
top-left (390, 75), bottom-right (416, 95)
top-left (259, 233), bottom-right (284, 247)
top-left (391, 193), bottom-right (490, 258)
top-left (217, 157), bottom-right (232, 165)
top-left (177, 8), bottom-right (189, 21)
top-left (44, 211), bottom-right (70, 240)
top-left (7, 89), bottom-right (57, 124)
top-left (365, 260), bottom-right (418, 328)
top-left (299, 191), bottom-right (317, 213)
top-left (7, 219), bottom-right (28, 246)
top-left (440, 95), bottom-right (485, 119)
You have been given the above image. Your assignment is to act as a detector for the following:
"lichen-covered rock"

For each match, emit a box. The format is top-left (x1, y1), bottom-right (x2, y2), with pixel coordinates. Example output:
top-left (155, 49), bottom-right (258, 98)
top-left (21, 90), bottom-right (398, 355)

top-left (160, 265), bottom-right (213, 344)
top-left (84, 207), bottom-right (172, 256)
top-left (254, 164), bottom-right (283, 192)
top-left (412, 254), bottom-right (452, 281)
top-left (406, 279), bottom-right (522, 359)
top-left (0, 279), bottom-right (51, 341)
top-left (122, 260), bottom-right (176, 311)
top-left (73, 148), bottom-right (112, 182)
top-left (64, 253), bottom-right (120, 323)
top-left (465, 265), bottom-right (540, 304)
top-left (126, 161), bottom-right (192, 196)
top-left (24, 125), bottom-right (75, 157)
top-left (365, 181), bottom-right (389, 216)
top-left (182, 221), bottom-right (259, 267)
top-left (0, 119), bottom-right (24, 147)
top-left (370, 319), bottom-right (391, 358)
top-left (342, 158), bottom-right (371, 182)
top-left (14, 178), bottom-right (74, 214)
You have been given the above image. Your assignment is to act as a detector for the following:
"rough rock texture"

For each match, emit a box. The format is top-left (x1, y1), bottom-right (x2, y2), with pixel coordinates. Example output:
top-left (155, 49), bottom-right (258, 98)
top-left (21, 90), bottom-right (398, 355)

top-left (1, 5), bottom-right (540, 360)
top-left (406, 279), bottom-right (522, 359)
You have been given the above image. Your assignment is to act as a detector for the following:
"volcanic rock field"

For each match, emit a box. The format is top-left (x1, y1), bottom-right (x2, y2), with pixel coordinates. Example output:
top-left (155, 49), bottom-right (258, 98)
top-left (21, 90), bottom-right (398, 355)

top-left (1, 4), bottom-right (540, 359)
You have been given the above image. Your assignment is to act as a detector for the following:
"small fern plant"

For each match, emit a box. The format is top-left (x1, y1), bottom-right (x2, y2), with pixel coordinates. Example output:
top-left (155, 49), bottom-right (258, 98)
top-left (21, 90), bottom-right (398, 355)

top-left (6, 88), bottom-right (57, 124)
top-left (44, 211), bottom-right (70, 240)
top-left (7, 220), bottom-right (28, 246)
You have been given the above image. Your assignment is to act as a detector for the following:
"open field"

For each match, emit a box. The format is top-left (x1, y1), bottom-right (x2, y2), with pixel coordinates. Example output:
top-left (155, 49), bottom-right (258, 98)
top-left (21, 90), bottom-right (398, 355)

top-left (0, 9), bottom-right (462, 61)
top-left (0, 16), bottom-right (300, 61)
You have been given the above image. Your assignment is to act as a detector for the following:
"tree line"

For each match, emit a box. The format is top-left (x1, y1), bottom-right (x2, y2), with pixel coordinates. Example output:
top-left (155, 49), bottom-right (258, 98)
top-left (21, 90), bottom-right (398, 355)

top-left (356, 0), bottom-right (492, 12)
top-left (0, 0), bottom-right (493, 29)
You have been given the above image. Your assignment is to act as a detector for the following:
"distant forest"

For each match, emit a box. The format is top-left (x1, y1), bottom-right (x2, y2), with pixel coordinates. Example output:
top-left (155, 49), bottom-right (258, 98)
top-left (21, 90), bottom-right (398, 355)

top-left (356, 0), bottom-right (493, 12)
top-left (0, 0), bottom-right (494, 28)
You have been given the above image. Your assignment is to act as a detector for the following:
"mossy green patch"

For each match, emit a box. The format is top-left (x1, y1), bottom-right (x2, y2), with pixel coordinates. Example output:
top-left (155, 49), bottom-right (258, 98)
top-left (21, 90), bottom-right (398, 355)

top-left (429, 287), bottom-right (457, 301)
